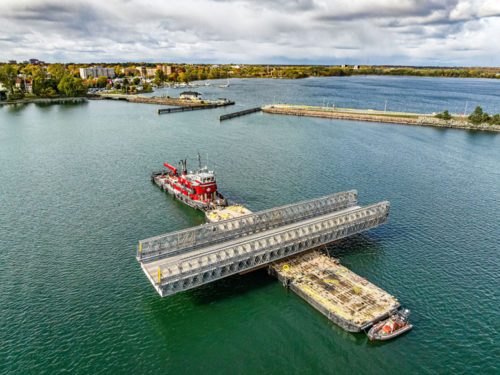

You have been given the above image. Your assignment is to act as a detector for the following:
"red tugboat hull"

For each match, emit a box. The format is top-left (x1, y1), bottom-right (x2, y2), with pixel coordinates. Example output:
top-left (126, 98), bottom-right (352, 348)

top-left (151, 154), bottom-right (227, 212)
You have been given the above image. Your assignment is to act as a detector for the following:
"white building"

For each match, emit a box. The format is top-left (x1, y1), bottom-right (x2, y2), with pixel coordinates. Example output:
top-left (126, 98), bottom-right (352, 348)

top-left (180, 91), bottom-right (202, 100)
top-left (79, 66), bottom-right (116, 79)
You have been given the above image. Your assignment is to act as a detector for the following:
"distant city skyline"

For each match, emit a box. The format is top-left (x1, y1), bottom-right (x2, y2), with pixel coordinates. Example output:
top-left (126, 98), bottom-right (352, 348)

top-left (1, 0), bottom-right (500, 66)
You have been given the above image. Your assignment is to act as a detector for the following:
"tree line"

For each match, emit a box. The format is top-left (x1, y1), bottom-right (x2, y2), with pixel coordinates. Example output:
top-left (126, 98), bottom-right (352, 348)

top-left (435, 107), bottom-right (500, 125)
top-left (0, 63), bottom-right (86, 100)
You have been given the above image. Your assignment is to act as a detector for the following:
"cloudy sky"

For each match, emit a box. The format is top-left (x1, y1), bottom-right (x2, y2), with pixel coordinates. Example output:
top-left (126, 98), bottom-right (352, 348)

top-left (1, 0), bottom-right (499, 65)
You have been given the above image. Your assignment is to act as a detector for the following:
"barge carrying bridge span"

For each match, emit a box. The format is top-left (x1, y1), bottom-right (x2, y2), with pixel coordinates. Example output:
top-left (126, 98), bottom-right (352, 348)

top-left (137, 190), bottom-right (390, 299)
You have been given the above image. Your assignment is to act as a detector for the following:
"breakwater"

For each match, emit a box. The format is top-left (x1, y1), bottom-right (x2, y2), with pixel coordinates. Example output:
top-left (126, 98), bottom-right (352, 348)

top-left (0, 97), bottom-right (88, 106)
top-left (219, 107), bottom-right (262, 121)
top-left (262, 105), bottom-right (500, 133)
top-left (91, 93), bottom-right (234, 107)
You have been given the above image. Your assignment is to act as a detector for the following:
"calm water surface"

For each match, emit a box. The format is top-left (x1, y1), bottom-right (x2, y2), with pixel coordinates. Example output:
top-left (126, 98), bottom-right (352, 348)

top-left (0, 76), bottom-right (499, 374)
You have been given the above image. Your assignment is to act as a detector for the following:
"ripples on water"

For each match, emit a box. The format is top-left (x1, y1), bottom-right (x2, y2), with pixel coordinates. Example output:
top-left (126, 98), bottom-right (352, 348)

top-left (0, 76), bottom-right (499, 374)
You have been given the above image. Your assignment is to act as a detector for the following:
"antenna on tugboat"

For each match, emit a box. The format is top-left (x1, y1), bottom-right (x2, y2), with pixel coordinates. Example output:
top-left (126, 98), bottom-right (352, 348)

top-left (197, 153), bottom-right (201, 171)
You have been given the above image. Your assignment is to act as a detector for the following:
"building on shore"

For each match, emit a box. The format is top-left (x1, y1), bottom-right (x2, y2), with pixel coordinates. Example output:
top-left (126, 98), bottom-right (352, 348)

top-left (79, 66), bottom-right (116, 79)
top-left (137, 65), bottom-right (174, 77)
top-left (29, 58), bottom-right (44, 65)
top-left (180, 91), bottom-right (202, 100)
top-left (8, 60), bottom-right (16, 65)
top-left (157, 65), bottom-right (174, 76)
top-left (122, 67), bottom-right (140, 77)
top-left (14, 78), bottom-right (33, 94)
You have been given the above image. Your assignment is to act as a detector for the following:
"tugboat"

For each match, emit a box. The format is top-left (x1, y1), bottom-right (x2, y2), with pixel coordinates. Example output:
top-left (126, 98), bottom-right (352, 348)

top-left (151, 154), bottom-right (227, 211)
top-left (367, 309), bottom-right (413, 341)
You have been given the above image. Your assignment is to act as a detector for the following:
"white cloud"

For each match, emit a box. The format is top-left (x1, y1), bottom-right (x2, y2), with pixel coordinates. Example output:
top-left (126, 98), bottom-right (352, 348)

top-left (0, 0), bottom-right (499, 65)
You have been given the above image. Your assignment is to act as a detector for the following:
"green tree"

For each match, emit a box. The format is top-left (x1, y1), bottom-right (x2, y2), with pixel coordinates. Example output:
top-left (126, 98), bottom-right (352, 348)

top-left (490, 114), bottom-right (500, 125)
top-left (47, 63), bottom-right (66, 82)
top-left (39, 87), bottom-right (57, 98)
top-left (154, 69), bottom-right (165, 85)
top-left (436, 110), bottom-right (452, 120)
top-left (96, 76), bottom-right (108, 88)
top-left (142, 82), bottom-right (152, 92)
top-left (57, 73), bottom-right (87, 97)
top-left (133, 77), bottom-right (141, 85)
top-left (468, 106), bottom-right (485, 124)
top-left (0, 64), bottom-right (18, 94)
top-left (32, 67), bottom-right (47, 95)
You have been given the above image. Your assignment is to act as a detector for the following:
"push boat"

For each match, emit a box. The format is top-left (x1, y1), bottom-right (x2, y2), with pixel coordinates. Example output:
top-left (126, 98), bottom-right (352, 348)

top-left (367, 309), bottom-right (413, 341)
top-left (151, 154), bottom-right (227, 211)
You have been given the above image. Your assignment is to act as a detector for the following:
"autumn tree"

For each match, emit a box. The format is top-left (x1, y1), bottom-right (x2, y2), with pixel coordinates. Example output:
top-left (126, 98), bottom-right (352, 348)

top-left (96, 76), bottom-right (108, 88)
top-left (57, 73), bottom-right (87, 97)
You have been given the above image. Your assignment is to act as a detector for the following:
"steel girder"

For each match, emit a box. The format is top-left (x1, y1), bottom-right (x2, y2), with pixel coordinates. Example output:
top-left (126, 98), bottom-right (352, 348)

top-left (138, 190), bottom-right (358, 261)
top-left (154, 201), bottom-right (389, 297)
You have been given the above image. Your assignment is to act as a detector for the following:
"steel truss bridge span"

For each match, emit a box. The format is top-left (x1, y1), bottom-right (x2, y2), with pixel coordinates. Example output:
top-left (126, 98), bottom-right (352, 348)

top-left (137, 190), bottom-right (358, 262)
top-left (137, 192), bottom-right (389, 297)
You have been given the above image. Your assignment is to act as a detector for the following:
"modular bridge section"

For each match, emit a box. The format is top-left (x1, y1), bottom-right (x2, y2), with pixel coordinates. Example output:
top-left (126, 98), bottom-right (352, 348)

top-left (137, 191), bottom-right (390, 297)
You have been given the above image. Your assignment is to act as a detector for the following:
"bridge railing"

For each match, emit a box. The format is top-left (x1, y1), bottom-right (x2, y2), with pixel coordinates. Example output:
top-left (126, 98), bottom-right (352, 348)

top-left (156, 201), bottom-right (389, 295)
top-left (138, 190), bottom-right (358, 262)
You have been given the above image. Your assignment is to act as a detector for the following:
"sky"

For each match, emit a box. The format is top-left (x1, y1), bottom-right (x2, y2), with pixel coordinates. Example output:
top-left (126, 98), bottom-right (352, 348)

top-left (1, 0), bottom-right (500, 66)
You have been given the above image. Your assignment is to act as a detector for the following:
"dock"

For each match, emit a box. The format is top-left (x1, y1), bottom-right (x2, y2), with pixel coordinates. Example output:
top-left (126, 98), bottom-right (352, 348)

top-left (219, 107), bottom-right (262, 121)
top-left (157, 101), bottom-right (234, 115)
top-left (91, 92), bottom-right (235, 109)
top-left (269, 251), bottom-right (399, 332)
top-left (262, 104), bottom-right (421, 125)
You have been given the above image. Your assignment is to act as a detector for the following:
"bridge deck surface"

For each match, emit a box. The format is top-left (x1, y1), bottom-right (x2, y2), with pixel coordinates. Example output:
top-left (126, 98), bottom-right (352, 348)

top-left (142, 205), bottom-right (360, 280)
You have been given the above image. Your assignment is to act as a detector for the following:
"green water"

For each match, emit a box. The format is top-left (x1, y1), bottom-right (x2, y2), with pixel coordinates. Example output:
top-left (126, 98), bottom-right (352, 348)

top-left (0, 77), bottom-right (499, 374)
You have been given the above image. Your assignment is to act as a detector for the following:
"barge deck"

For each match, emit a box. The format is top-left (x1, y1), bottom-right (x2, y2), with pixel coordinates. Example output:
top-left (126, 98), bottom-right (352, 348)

top-left (269, 250), bottom-right (400, 332)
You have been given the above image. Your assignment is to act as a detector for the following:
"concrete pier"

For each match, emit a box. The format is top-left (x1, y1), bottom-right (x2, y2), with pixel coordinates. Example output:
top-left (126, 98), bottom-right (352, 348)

top-left (262, 104), bottom-right (500, 133)
top-left (219, 107), bottom-right (262, 121)
top-left (157, 102), bottom-right (233, 114)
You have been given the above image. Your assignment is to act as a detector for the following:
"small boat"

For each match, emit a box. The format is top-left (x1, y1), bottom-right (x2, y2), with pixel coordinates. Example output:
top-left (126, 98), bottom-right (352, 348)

top-left (367, 309), bottom-right (413, 341)
top-left (218, 80), bottom-right (230, 88)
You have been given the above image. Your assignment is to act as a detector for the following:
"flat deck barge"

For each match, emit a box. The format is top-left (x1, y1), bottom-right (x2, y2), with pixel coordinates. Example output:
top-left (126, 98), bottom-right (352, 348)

top-left (206, 202), bottom-right (399, 333)
top-left (206, 204), bottom-right (252, 222)
top-left (269, 250), bottom-right (400, 332)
